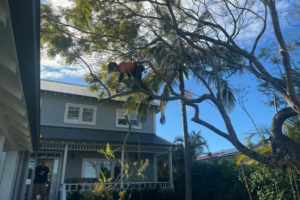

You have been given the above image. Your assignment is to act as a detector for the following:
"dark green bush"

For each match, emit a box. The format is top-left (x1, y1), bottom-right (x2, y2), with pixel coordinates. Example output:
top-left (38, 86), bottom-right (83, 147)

top-left (67, 160), bottom-right (300, 200)
top-left (67, 188), bottom-right (178, 200)
top-left (248, 166), bottom-right (300, 200)
top-left (174, 159), bottom-right (257, 200)
top-left (67, 190), bottom-right (113, 200)
top-left (112, 188), bottom-right (180, 200)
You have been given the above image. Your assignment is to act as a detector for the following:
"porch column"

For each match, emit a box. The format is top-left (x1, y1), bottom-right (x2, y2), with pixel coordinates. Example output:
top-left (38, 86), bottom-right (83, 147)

top-left (153, 154), bottom-right (158, 182)
top-left (0, 151), bottom-right (19, 200)
top-left (60, 144), bottom-right (68, 184)
top-left (168, 149), bottom-right (173, 189)
top-left (0, 136), bottom-right (4, 155)
top-left (0, 136), bottom-right (5, 182)
top-left (120, 147), bottom-right (124, 189)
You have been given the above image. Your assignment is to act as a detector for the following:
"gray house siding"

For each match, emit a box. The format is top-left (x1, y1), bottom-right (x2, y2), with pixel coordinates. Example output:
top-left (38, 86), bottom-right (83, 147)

top-left (41, 92), bottom-right (155, 134)
top-left (64, 151), bottom-right (154, 182)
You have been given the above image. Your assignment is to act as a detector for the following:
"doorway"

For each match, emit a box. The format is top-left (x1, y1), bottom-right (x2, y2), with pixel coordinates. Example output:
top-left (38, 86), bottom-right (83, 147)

top-left (35, 159), bottom-right (53, 200)
top-left (23, 152), bottom-right (62, 200)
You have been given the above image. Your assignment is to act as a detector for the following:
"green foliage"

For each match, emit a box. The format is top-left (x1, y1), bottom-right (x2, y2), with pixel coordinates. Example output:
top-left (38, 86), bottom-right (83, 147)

top-left (112, 188), bottom-right (181, 200)
top-left (258, 37), bottom-right (300, 109)
top-left (67, 190), bottom-right (114, 200)
top-left (284, 116), bottom-right (300, 145)
top-left (240, 117), bottom-right (300, 165)
top-left (249, 166), bottom-right (300, 200)
top-left (174, 159), bottom-right (256, 200)
top-left (221, 80), bottom-right (236, 113)
top-left (67, 159), bottom-right (300, 200)
top-left (237, 144), bottom-right (272, 165)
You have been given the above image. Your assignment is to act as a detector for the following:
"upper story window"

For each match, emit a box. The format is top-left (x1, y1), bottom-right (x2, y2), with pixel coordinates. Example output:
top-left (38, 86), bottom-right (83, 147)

top-left (64, 103), bottom-right (97, 125)
top-left (116, 109), bottom-right (142, 129)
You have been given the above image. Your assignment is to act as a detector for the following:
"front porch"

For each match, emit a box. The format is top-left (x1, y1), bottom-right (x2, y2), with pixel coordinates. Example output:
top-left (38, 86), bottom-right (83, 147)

top-left (40, 141), bottom-right (174, 200)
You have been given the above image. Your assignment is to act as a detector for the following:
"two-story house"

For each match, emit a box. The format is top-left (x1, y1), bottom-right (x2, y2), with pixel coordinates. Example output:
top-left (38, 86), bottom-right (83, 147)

top-left (13, 80), bottom-right (175, 200)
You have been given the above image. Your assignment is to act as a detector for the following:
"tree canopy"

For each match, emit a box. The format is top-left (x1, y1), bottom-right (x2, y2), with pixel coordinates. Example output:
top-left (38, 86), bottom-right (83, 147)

top-left (41, 0), bottom-right (300, 174)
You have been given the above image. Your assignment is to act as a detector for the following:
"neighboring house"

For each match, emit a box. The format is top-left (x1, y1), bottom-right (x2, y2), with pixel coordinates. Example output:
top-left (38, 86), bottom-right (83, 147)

top-left (196, 148), bottom-right (239, 162)
top-left (12, 80), bottom-right (175, 200)
top-left (196, 145), bottom-right (264, 163)
top-left (0, 0), bottom-right (40, 200)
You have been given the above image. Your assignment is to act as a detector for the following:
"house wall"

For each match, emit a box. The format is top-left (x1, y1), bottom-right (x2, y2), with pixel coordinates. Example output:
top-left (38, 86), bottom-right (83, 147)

top-left (64, 150), bottom-right (154, 182)
top-left (40, 92), bottom-right (155, 134)
top-left (12, 151), bottom-right (29, 200)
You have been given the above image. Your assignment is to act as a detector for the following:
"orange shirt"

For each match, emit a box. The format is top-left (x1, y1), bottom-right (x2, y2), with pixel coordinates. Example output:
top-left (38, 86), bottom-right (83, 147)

top-left (118, 62), bottom-right (135, 73)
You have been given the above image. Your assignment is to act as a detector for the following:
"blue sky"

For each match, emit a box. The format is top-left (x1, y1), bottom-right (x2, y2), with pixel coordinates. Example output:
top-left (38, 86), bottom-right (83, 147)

top-left (41, 0), bottom-right (299, 153)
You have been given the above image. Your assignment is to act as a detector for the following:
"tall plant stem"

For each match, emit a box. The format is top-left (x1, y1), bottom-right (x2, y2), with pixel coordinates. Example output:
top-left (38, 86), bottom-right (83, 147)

top-left (288, 166), bottom-right (298, 200)
top-left (292, 168), bottom-right (300, 200)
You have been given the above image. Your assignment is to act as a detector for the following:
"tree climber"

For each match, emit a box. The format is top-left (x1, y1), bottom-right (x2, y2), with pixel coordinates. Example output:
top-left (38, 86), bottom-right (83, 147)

top-left (107, 61), bottom-right (153, 100)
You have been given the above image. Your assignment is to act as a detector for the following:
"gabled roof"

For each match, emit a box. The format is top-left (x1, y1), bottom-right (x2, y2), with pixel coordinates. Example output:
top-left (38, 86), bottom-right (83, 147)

top-left (41, 79), bottom-right (160, 106)
top-left (41, 126), bottom-right (175, 147)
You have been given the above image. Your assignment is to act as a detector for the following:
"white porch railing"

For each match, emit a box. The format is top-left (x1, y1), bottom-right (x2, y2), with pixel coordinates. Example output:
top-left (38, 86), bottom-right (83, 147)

top-left (62, 182), bottom-right (172, 200)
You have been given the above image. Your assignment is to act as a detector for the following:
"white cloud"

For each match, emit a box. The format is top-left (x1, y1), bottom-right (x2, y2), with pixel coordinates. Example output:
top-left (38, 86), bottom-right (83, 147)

top-left (41, 71), bottom-right (65, 79)
top-left (41, 54), bottom-right (87, 79)
top-left (42, 0), bottom-right (74, 8)
top-left (41, 66), bottom-right (86, 79)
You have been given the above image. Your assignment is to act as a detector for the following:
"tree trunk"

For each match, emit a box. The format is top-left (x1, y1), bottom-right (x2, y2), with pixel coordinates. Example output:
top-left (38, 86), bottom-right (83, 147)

top-left (179, 68), bottom-right (192, 200)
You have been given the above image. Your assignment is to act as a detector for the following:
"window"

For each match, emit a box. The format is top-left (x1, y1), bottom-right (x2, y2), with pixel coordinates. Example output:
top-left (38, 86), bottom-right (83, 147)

top-left (64, 103), bottom-right (97, 125)
top-left (116, 109), bottom-right (142, 129)
top-left (81, 159), bottom-right (126, 181)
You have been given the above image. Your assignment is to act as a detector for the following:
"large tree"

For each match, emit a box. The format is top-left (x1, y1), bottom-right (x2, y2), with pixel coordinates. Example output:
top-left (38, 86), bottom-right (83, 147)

top-left (41, 0), bottom-right (300, 193)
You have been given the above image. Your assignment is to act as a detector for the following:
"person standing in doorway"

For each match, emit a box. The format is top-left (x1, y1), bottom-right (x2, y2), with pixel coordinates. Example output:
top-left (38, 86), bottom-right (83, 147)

top-left (32, 159), bottom-right (49, 200)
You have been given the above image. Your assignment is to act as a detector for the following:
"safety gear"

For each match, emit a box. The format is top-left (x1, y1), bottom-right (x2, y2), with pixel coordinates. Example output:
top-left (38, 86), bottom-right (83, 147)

top-left (118, 62), bottom-right (135, 73)
top-left (107, 62), bottom-right (118, 73)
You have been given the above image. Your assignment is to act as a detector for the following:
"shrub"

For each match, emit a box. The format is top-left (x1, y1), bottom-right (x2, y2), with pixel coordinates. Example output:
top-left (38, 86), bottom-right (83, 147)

top-left (113, 188), bottom-right (180, 200)
top-left (67, 190), bottom-right (114, 200)
top-left (249, 166), bottom-right (300, 200)
top-left (174, 159), bottom-right (257, 200)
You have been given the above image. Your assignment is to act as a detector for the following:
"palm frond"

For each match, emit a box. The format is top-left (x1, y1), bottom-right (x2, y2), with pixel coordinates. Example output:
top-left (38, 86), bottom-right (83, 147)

top-left (174, 136), bottom-right (183, 144)
top-left (284, 116), bottom-right (300, 145)
top-left (159, 83), bottom-right (172, 125)
top-left (237, 144), bottom-right (272, 165)
top-left (221, 80), bottom-right (236, 113)
top-left (244, 123), bottom-right (271, 145)
top-left (136, 99), bottom-right (151, 123)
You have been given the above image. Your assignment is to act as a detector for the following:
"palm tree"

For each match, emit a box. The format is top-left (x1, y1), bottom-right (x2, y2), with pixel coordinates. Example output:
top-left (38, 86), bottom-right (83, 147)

top-left (158, 130), bottom-right (208, 181)
top-left (142, 39), bottom-right (238, 200)
top-left (174, 130), bottom-right (209, 160)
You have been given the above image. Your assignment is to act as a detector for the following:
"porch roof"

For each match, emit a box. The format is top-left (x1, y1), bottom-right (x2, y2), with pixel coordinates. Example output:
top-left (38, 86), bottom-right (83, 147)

top-left (41, 126), bottom-right (175, 147)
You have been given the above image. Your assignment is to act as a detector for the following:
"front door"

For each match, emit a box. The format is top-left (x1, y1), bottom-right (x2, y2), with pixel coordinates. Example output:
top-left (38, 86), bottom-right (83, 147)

top-left (23, 152), bottom-right (62, 200)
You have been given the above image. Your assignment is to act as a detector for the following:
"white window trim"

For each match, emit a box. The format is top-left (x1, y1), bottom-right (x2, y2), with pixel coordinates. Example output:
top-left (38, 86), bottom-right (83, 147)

top-left (116, 109), bottom-right (142, 129)
top-left (81, 158), bottom-right (127, 180)
top-left (64, 103), bottom-right (97, 125)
